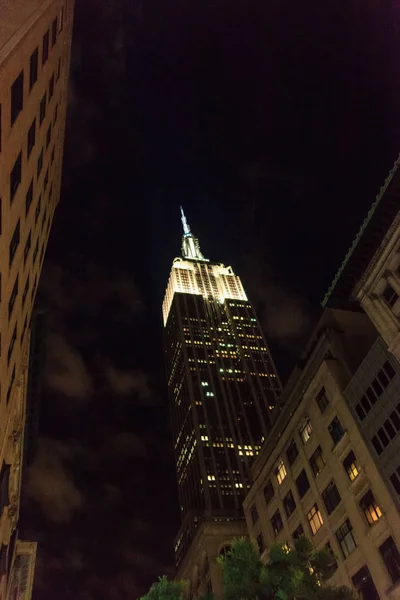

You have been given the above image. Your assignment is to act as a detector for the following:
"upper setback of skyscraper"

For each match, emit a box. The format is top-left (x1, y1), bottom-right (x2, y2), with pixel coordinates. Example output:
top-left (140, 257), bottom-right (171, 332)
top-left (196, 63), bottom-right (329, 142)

top-left (0, 2), bottom-right (74, 598)
top-left (163, 209), bottom-right (282, 566)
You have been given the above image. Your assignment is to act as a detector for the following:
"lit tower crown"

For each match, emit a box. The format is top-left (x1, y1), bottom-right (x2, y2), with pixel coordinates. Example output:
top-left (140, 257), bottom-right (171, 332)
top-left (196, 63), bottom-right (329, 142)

top-left (180, 206), bottom-right (206, 261)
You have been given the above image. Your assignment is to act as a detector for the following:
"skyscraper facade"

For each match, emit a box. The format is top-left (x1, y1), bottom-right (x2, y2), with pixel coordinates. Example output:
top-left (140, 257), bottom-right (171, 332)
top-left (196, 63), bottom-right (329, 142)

top-left (0, 1), bottom-right (75, 597)
top-left (163, 210), bottom-right (281, 570)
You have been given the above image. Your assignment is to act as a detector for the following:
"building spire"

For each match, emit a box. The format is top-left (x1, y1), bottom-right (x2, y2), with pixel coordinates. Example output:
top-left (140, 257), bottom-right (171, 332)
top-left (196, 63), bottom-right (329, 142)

top-left (179, 207), bottom-right (207, 261)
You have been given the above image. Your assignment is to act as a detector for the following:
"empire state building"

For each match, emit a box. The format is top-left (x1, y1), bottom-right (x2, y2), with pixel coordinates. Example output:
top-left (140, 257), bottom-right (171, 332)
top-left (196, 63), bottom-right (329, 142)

top-left (163, 209), bottom-right (281, 574)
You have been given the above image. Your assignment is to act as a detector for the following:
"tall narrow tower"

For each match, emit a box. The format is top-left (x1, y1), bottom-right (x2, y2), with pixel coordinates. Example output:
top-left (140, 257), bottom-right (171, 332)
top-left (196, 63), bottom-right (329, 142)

top-left (163, 210), bottom-right (281, 573)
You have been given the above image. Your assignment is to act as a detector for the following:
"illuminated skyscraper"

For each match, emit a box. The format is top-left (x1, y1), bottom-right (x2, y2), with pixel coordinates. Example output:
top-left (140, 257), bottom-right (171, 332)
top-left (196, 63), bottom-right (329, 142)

top-left (163, 209), bottom-right (282, 571)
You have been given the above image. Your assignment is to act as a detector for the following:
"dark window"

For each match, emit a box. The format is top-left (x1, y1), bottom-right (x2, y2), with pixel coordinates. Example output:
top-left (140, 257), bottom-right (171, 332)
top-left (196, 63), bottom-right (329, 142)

top-left (371, 378), bottom-right (383, 398)
top-left (360, 395), bottom-right (371, 414)
top-left (371, 435), bottom-right (383, 456)
top-left (11, 71), bottom-right (23, 125)
top-left (377, 427), bottom-right (390, 448)
top-left (49, 74), bottom-right (55, 100)
top-left (44, 168), bottom-right (49, 191)
top-left (250, 504), bottom-right (258, 524)
top-left (383, 284), bottom-right (398, 308)
top-left (51, 17), bottom-right (58, 47)
top-left (46, 123), bottom-right (52, 148)
top-left (307, 504), bottom-right (323, 535)
top-left (264, 480), bottom-right (274, 504)
top-left (24, 232), bottom-right (31, 265)
top-left (37, 148), bottom-right (44, 178)
top-left (286, 440), bottom-right (298, 466)
top-left (271, 510), bottom-right (283, 536)
top-left (27, 118), bottom-right (36, 157)
top-left (322, 481), bottom-right (341, 515)
top-left (40, 93), bottom-right (46, 125)
top-left (366, 387), bottom-right (377, 406)
top-left (22, 275), bottom-right (30, 308)
top-left (9, 220), bottom-right (20, 267)
top-left (352, 566), bottom-right (379, 600)
top-left (328, 416), bottom-right (345, 445)
top-left (292, 524), bottom-right (304, 540)
top-left (10, 152), bottom-right (22, 203)
top-left (325, 542), bottom-right (338, 573)
top-left (379, 537), bottom-right (400, 584)
top-left (316, 387), bottom-right (329, 413)
top-left (54, 102), bottom-right (58, 124)
top-left (309, 445), bottom-right (325, 477)
top-left (0, 463), bottom-right (10, 514)
top-left (29, 48), bottom-right (39, 90)
top-left (343, 450), bottom-right (359, 481)
top-left (8, 275), bottom-right (18, 320)
top-left (56, 57), bottom-right (61, 81)
top-left (33, 239), bottom-right (39, 264)
top-left (283, 490), bottom-right (296, 517)
top-left (335, 519), bottom-right (356, 558)
top-left (377, 368), bottom-right (390, 389)
top-left (360, 490), bottom-right (382, 525)
top-left (355, 403), bottom-right (366, 421)
top-left (42, 30), bottom-right (49, 64)
top-left (7, 324), bottom-right (17, 365)
top-left (299, 415), bottom-right (312, 443)
top-left (390, 410), bottom-right (400, 431)
top-left (383, 360), bottom-right (396, 380)
top-left (384, 418), bottom-right (396, 440)
top-left (295, 469), bottom-right (310, 498)
top-left (35, 195), bottom-right (41, 224)
top-left (6, 367), bottom-right (15, 404)
top-left (256, 532), bottom-right (264, 553)
top-left (25, 179), bottom-right (33, 216)
top-left (390, 469), bottom-right (400, 495)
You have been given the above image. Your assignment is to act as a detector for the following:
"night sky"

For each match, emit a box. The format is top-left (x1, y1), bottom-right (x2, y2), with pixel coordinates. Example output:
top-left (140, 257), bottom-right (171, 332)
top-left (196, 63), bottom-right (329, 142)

top-left (19, 0), bottom-right (400, 598)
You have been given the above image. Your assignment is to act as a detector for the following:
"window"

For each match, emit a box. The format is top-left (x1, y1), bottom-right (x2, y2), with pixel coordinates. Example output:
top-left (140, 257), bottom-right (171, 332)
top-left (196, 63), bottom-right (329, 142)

top-left (271, 510), bottom-right (283, 536)
top-left (54, 102), bottom-right (58, 124)
top-left (286, 440), bottom-right (298, 466)
top-left (250, 504), bottom-right (258, 524)
top-left (8, 324), bottom-right (17, 365)
top-left (379, 537), bottom-right (400, 584)
top-left (42, 30), bottom-right (49, 64)
top-left (335, 519), bottom-right (356, 558)
top-left (383, 284), bottom-right (398, 308)
top-left (46, 123), bottom-right (52, 148)
top-left (35, 195), bottom-right (41, 224)
top-left (343, 450), bottom-right (359, 481)
top-left (316, 387), bottom-right (329, 413)
top-left (24, 232), bottom-right (31, 265)
top-left (384, 418), bottom-right (397, 440)
top-left (325, 542), bottom-right (337, 573)
top-left (307, 504), bottom-right (323, 535)
top-left (292, 524), bottom-right (304, 540)
top-left (295, 469), bottom-right (310, 498)
top-left (33, 239), bottom-right (39, 265)
top-left (328, 416), bottom-right (345, 445)
top-left (383, 360), bottom-right (396, 380)
top-left (371, 434), bottom-right (384, 456)
top-left (40, 93), bottom-right (46, 125)
top-left (299, 415), bottom-right (312, 443)
top-left (0, 463), bottom-right (10, 514)
top-left (56, 57), bottom-right (61, 82)
top-left (377, 367), bottom-right (390, 389)
top-left (22, 276), bottom-right (30, 308)
top-left (390, 467), bottom-right (400, 495)
top-left (283, 490), bottom-right (296, 517)
top-left (322, 481), bottom-right (341, 515)
top-left (49, 74), bottom-right (55, 101)
top-left (264, 480), bottom-right (274, 504)
top-left (256, 532), bottom-right (264, 553)
top-left (37, 148), bottom-right (44, 178)
top-left (275, 460), bottom-right (287, 485)
top-left (25, 179), bottom-right (33, 216)
top-left (355, 403), bottom-right (365, 421)
top-left (44, 168), bottom-right (49, 191)
top-left (390, 409), bottom-right (400, 431)
top-left (7, 367), bottom-right (15, 404)
top-left (360, 490), bottom-right (382, 525)
top-left (10, 152), bottom-right (22, 203)
top-left (9, 220), bottom-right (20, 267)
top-left (352, 566), bottom-right (379, 600)
top-left (8, 275), bottom-right (18, 320)
top-left (29, 48), bottom-right (39, 90)
top-left (11, 71), bottom-right (24, 125)
top-left (371, 378), bottom-right (383, 398)
top-left (309, 445), bottom-right (325, 477)
top-left (51, 17), bottom-right (58, 47)
top-left (377, 427), bottom-right (390, 448)
top-left (27, 118), bottom-right (36, 158)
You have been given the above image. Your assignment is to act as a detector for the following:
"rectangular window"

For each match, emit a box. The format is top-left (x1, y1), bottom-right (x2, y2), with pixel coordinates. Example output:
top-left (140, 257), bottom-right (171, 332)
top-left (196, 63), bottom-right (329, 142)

top-left (251, 504), bottom-right (258, 524)
top-left (360, 395), bottom-right (371, 415)
top-left (27, 118), bottom-right (36, 158)
top-left (379, 537), bottom-right (400, 584)
top-left (360, 490), bottom-right (382, 525)
top-left (25, 179), bottom-right (33, 216)
top-left (10, 152), bottom-right (22, 203)
top-left (299, 415), bottom-right (312, 443)
top-left (325, 542), bottom-right (338, 573)
top-left (264, 480), bottom-right (274, 504)
top-left (390, 467), bottom-right (400, 495)
top-left (384, 418), bottom-right (396, 440)
top-left (9, 220), bottom-right (20, 267)
top-left (371, 378), bottom-right (383, 398)
top-left (377, 367), bottom-right (390, 389)
top-left (7, 324), bottom-right (17, 365)
top-left (8, 275), bottom-right (18, 320)
top-left (40, 93), bottom-right (46, 125)
top-left (307, 504), bottom-right (323, 536)
top-left (275, 459), bottom-right (287, 485)
top-left (46, 123), bottom-right (52, 149)
top-left (54, 102), bottom-right (58, 124)
top-left (355, 403), bottom-right (366, 421)
top-left (56, 57), bottom-right (61, 82)
top-left (365, 387), bottom-right (377, 406)
top-left (286, 439), bottom-right (298, 466)
top-left (33, 239), bottom-right (39, 264)
top-left (29, 48), bottom-right (39, 90)
top-left (292, 524), bottom-right (304, 540)
top-left (328, 416), bottom-right (345, 445)
top-left (283, 490), bottom-right (296, 517)
top-left (343, 450), bottom-right (359, 481)
top-left (42, 30), bottom-right (49, 64)
top-left (11, 71), bottom-right (24, 125)
top-left (390, 410), bottom-right (400, 431)
top-left (22, 275), bottom-right (30, 309)
top-left (309, 445), bottom-right (325, 477)
top-left (322, 481), bottom-right (341, 515)
top-left (295, 469), bottom-right (310, 498)
top-left (377, 427), bottom-right (390, 448)
top-left (49, 74), bottom-right (55, 102)
top-left (37, 148), bottom-right (44, 178)
top-left (35, 195), bottom-right (41, 224)
top-left (24, 232), bottom-right (31, 266)
top-left (383, 360), bottom-right (396, 380)
top-left (316, 387), bottom-right (329, 413)
top-left (371, 435), bottom-right (383, 455)
top-left (383, 284), bottom-right (398, 308)
top-left (335, 519), bottom-right (356, 558)
top-left (271, 510), bottom-right (283, 536)
top-left (44, 168), bottom-right (49, 191)
top-left (51, 17), bottom-right (58, 47)
top-left (352, 566), bottom-right (379, 600)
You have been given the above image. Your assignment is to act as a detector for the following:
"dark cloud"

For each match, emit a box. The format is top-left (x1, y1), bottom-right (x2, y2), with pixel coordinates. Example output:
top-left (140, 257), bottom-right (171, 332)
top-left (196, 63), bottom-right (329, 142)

top-left (45, 333), bottom-right (93, 400)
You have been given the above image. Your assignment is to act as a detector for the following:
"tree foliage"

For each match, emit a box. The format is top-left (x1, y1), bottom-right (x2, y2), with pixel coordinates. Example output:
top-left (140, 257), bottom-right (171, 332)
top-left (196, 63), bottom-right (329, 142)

top-left (139, 576), bottom-right (186, 600)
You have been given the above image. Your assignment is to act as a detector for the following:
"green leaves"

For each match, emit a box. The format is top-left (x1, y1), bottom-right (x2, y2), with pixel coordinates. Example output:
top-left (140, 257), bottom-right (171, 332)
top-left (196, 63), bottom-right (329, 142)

top-left (139, 576), bottom-right (186, 600)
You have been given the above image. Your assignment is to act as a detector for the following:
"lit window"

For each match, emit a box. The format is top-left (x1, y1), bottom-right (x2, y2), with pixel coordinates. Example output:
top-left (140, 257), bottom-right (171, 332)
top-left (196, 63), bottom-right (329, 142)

top-left (360, 490), bottom-right (382, 525)
top-left (343, 450), bottom-right (359, 481)
top-left (307, 504), bottom-right (323, 536)
top-left (299, 415), bottom-right (312, 443)
top-left (275, 459), bottom-right (287, 485)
